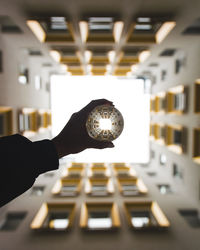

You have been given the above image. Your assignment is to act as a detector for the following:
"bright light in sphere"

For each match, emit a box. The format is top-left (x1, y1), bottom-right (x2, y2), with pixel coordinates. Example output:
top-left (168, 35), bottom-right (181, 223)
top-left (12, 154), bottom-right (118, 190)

top-left (99, 118), bottom-right (112, 130)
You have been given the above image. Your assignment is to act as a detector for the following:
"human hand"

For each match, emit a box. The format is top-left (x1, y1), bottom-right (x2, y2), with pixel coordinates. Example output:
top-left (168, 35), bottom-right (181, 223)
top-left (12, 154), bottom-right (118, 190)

top-left (52, 99), bottom-right (115, 158)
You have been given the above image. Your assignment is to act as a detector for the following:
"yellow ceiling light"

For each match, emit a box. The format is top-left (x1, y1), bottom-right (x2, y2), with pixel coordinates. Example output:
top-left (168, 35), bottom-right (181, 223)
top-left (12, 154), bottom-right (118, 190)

top-left (79, 21), bottom-right (88, 43)
top-left (108, 50), bottom-right (116, 63)
top-left (27, 20), bottom-right (46, 43)
top-left (113, 21), bottom-right (124, 43)
top-left (50, 50), bottom-right (61, 62)
top-left (156, 21), bottom-right (176, 44)
top-left (85, 50), bottom-right (92, 63)
top-left (139, 50), bottom-right (150, 63)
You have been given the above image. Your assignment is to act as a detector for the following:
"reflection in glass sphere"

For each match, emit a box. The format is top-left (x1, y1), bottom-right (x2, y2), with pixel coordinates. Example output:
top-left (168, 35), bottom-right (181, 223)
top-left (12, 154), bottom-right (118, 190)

top-left (86, 105), bottom-right (124, 141)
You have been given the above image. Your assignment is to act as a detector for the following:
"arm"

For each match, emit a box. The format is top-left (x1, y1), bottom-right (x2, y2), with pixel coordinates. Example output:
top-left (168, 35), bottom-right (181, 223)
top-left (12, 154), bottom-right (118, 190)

top-left (0, 134), bottom-right (59, 207)
top-left (0, 99), bottom-right (114, 207)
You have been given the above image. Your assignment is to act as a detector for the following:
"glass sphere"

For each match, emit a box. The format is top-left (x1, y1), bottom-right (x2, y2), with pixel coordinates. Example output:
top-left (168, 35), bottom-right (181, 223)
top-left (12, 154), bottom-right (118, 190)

top-left (86, 104), bottom-right (124, 141)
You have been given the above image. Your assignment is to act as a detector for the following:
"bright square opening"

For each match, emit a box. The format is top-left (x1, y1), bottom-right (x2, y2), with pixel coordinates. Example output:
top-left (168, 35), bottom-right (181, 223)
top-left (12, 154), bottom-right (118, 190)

top-left (51, 75), bottom-right (150, 163)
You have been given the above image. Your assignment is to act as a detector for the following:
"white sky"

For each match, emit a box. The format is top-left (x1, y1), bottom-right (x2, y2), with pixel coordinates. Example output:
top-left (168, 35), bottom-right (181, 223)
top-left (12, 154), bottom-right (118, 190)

top-left (51, 75), bottom-right (150, 163)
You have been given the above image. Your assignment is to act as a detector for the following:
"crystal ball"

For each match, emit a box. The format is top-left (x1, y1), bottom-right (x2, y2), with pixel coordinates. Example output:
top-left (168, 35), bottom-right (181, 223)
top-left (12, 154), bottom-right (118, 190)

top-left (86, 104), bottom-right (124, 141)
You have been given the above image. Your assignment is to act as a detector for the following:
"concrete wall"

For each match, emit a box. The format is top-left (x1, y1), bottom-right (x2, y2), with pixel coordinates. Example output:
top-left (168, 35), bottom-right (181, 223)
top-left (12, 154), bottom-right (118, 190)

top-left (137, 8), bottom-right (200, 207)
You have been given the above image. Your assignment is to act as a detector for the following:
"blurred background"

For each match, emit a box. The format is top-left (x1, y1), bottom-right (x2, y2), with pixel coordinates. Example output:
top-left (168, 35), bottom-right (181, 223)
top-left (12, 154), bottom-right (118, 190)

top-left (0, 0), bottom-right (200, 249)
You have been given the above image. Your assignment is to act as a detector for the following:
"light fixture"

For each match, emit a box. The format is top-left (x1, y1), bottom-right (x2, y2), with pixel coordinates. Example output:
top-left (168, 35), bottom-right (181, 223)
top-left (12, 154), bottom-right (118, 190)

top-left (27, 20), bottom-right (46, 43)
top-left (85, 50), bottom-right (92, 63)
top-left (108, 50), bottom-right (116, 63)
top-left (50, 50), bottom-right (61, 62)
top-left (156, 22), bottom-right (176, 44)
top-left (86, 104), bottom-right (124, 141)
top-left (113, 21), bottom-right (124, 43)
top-left (79, 21), bottom-right (88, 43)
top-left (139, 50), bottom-right (151, 63)
top-left (135, 24), bottom-right (152, 30)
top-left (137, 17), bottom-right (151, 23)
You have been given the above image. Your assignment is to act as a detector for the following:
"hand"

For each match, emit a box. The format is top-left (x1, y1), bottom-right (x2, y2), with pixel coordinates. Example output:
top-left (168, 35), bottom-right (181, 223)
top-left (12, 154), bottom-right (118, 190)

top-left (52, 99), bottom-right (115, 158)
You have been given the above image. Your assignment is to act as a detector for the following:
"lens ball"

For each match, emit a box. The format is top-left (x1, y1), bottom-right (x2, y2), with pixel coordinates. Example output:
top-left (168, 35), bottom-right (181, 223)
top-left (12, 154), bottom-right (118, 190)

top-left (86, 104), bottom-right (124, 141)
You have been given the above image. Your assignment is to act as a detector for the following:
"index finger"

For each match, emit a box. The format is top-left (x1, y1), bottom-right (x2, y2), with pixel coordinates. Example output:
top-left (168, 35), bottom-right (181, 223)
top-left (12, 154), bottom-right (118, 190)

top-left (81, 99), bottom-right (113, 115)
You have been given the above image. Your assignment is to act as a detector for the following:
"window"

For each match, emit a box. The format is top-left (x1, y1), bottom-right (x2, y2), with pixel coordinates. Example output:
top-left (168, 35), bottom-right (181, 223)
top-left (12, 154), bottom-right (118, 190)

top-left (52, 179), bottom-right (81, 197)
top-left (148, 62), bottom-right (159, 67)
top-left (0, 50), bottom-right (2, 73)
top-left (160, 154), bottom-right (167, 166)
top-left (47, 212), bottom-right (70, 230)
top-left (88, 211), bottom-right (112, 229)
top-left (88, 164), bottom-right (110, 178)
top-left (63, 166), bottom-right (84, 179)
top-left (173, 163), bottom-right (183, 180)
top-left (182, 18), bottom-right (200, 35)
top-left (89, 17), bottom-right (114, 32)
top-left (85, 178), bottom-right (114, 196)
top-left (35, 75), bottom-right (42, 90)
top-left (166, 125), bottom-right (186, 154)
top-left (146, 172), bottom-right (157, 177)
top-left (80, 202), bottom-right (120, 230)
top-left (31, 186), bottom-right (45, 196)
top-left (179, 209), bottom-right (200, 228)
top-left (31, 202), bottom-right (75, 231)
top-left (117, 178), bottom-right (148, 196)
top-left (18, 108), bottom-right (37, 136)
top-left (130, 211), bottom-right (157, 228)
top-left (18, 66), bottom-right (29, 85)
top-left (157, 184), bottom-right (172, 194)
top-left (167, 85), bottom-right (187, 114)
top-left (0, 114), bottom-right (3, 135)
top-left (175, 59), bottom-right (182, 74)
top-left (0, 212), bottom-right (27, 231)
top-left (159, 48), bottom-right (176, 56)
top-left (124, 201), bottom-right (170, 229)
top-left (113, 165), bottom-right (137, 178)
top-left (50, 17), bottom-right (68, 31)
top-left (150, 150), bottom-right (155, 159)
top-left (0, 107), bottom-right (13, 137)
top-left (194, 80), bottom-right (200, 113)
top-left (128, 17), bottom-right (175, 44)
top-left (0, 16), bottom-right (22, 33)
top-left (44, 172), bottom-right (54, 177)
top-left (173, 130), bottom-right (182, 145)
top-left (121, 184), bottom-right (138, 195)
top-left (193, 128), bottom-right (200, 164)
top-left (161, 70), bottom-right (167, 81)
top-left (174, 93), bottom-right (186, 111)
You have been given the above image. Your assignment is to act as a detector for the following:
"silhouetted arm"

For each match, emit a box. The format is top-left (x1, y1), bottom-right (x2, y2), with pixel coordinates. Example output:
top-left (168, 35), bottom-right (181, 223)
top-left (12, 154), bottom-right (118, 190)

top-left (0, 134), bottom-right (59, 207)
top-left (0, 99), bottom-right (114, 207)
